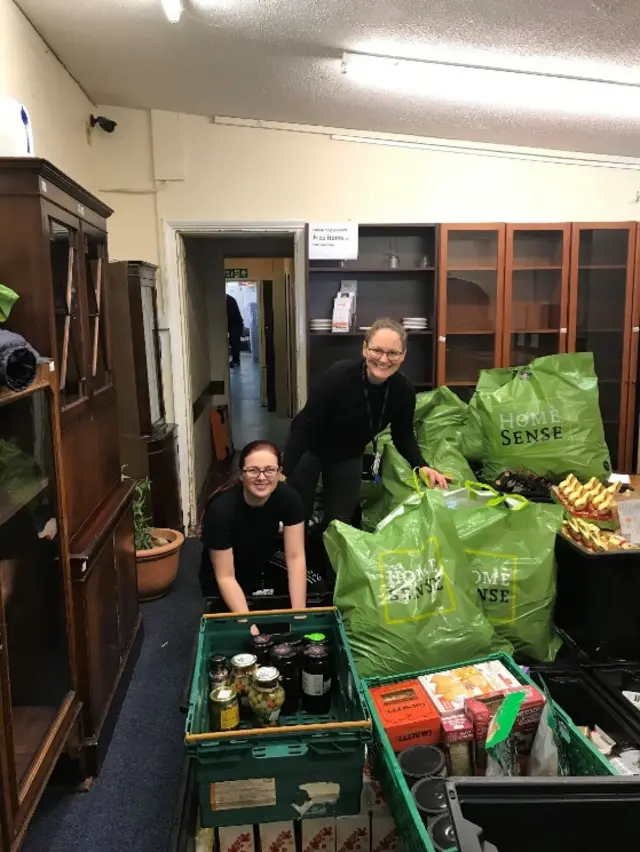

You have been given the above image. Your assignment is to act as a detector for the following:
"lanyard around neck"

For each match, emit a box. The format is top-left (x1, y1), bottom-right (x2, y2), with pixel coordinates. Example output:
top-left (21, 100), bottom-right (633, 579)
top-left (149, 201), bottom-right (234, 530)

top-left (362, 361), bottom-right (390, 448)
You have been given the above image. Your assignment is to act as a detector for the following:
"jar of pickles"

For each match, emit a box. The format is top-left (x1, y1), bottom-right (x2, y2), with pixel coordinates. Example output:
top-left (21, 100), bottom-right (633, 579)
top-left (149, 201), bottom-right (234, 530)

top-left (209, 684), bottom-right (240, 732)
top-left (230, 653), bottom-right (258, 715)
top-left (248, 666), bottom-right (285, 727)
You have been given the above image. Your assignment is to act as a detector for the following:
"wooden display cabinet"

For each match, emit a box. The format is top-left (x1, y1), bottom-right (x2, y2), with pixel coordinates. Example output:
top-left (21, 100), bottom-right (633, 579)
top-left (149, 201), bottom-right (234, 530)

top-left (568, 223), bottom-right (637, 471)
top-left (108, 261), bottom-right (182, 531)
top-left (0, 365), bottom-right (81, 851)
top-left (437, 224), bottom-right (506, 400)
top-left (0, 159), bottom-right (142, 780)
top-left (307, 225), bottom-right (437, 391)
top-left (503, 224), bottom-right (570, 367)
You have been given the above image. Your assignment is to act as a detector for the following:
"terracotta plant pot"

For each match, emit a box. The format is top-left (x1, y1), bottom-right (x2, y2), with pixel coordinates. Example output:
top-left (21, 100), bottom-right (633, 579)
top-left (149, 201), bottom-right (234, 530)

top-left (136, 527), bottom-right (185, 601)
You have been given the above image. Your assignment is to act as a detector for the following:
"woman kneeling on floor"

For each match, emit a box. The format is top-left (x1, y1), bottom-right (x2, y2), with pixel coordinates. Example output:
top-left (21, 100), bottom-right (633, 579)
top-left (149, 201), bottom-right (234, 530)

top-left (199, 440), bottom-right (307, 624)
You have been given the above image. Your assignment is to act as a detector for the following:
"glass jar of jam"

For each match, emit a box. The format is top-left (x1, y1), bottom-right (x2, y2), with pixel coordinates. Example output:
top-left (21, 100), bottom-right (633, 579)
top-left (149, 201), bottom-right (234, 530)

top-left (302, 645), bottom-right (331, 714)
top-left (209, 684), bottom-right (240, 732)
top-left (248, 666), bottom-right (286, 727)
top-left (208, 654), bottom-right (230, 689)
top-left (251, 634), bottom-right (274, 666)
top-left (303, 633), bottom-right (328, 650)
top-left (271, 643), bottom-right (300, 715)
top-left (230, 653), bottom-right (258, 715)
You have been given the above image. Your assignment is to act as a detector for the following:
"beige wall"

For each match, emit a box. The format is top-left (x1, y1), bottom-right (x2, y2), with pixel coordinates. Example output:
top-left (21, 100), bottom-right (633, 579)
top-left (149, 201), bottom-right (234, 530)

top-left (93, 110), bottom-right (640, 270)
top-left (0, 0), bottom-right (95, 188)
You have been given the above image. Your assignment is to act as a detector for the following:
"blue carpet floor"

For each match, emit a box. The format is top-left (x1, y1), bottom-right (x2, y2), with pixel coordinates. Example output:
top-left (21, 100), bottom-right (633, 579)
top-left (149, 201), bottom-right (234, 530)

top-left (23, 537), bottom-right (204, 852)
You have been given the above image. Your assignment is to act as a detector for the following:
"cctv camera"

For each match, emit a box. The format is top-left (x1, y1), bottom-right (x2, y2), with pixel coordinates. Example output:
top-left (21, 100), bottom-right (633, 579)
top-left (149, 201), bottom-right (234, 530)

top-left (90, 115), bottom-right (117, 133)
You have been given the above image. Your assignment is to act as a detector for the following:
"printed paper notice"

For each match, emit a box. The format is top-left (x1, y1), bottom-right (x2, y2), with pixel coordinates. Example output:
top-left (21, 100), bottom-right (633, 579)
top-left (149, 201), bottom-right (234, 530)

top-left (309, 223), bottom-right (358, 260)
top-left (210, 778), bottom-right (276, 810)
top-left (619, 499), bottom-right (640, 544)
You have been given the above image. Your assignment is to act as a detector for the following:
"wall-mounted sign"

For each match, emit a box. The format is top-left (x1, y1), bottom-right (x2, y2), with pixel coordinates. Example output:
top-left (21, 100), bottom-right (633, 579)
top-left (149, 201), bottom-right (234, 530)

top-left (0, 98), bottom-right (35, 156)
top-left (309, 222), bottom-right (359, 260)
top-left (225, 268), bottom-right (249, 280)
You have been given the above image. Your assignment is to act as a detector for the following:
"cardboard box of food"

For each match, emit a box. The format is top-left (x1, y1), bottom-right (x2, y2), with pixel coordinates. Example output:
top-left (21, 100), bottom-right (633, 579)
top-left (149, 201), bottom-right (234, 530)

top-left (369, 679), bottom-right (441, 751)
top-left (301, 819), bottom-right (337, 852)
top-left (419, 661), bottom-right (521, 716)
top-left (465, 698), bottom-right (492, 775)
top-left (442, 713), bottom-right (474, 776)
top-left (259, 822), bottom-right (296, 852)
top-left (218, 825), bottom-right (255, 852)
top-left (371, 814), bottom-right (401, 852)
top-left (336, 816), bottom-right (370, 852)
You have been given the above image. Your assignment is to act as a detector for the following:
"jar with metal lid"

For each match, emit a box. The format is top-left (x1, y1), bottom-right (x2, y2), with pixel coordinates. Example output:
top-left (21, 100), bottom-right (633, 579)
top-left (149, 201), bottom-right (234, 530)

top-left (209, 684), bottom-right (240, 732)
top-left (248, 666), bottom-right (286, 727)
top-left (303, 632), bottom-right (328, 650)
top-left (271, 643), bottom-right (300, 715)
top-left (208, 653), bottom-right (230, 689)
top-left (428, 813), bottom-right (458, 852)
top-left (302, 645), bottom-right (331, 714)
top-left (231, 653), bottom-right (258, 714)
top-left (251, 633), bottom-right (275, 666)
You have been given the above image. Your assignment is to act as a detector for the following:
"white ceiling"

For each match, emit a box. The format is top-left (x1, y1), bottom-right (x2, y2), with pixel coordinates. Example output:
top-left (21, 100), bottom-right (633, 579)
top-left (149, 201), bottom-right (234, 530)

top-left (16, 0), bottom-right (640, 156)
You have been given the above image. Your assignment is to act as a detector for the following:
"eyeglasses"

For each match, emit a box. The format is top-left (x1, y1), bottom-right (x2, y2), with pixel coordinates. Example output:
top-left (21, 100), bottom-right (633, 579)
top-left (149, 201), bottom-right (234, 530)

top-left (367, 345), bottom-right (404, 362)
top-left (243, 466), bottom-right (280, 480)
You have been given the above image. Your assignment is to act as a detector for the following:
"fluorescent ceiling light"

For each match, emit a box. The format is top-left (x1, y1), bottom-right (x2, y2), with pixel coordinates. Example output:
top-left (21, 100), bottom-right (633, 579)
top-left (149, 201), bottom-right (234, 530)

top-left (162, 0), bottom-right (183, 23)
top-left (331, 134), bottom-right (640, 171)
top-left (341, 52), bottom-right (640, 120)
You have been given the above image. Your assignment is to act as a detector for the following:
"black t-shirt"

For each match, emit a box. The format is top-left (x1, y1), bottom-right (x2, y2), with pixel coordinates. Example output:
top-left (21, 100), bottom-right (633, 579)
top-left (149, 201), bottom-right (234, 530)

top-left (282, 359), bottom-right (427, 475)
top-left (199, 482), bottom-right (305, 601)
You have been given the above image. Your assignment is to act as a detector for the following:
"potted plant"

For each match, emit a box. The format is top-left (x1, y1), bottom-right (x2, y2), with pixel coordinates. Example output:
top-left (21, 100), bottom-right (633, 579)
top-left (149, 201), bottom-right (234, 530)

top-left (132, 478), bottom-right (184, 601)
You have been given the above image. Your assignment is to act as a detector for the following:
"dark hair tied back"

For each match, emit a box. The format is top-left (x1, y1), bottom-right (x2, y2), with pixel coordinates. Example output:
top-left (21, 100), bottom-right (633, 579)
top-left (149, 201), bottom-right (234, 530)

top-left (206, 440), bottom-right (282, 504)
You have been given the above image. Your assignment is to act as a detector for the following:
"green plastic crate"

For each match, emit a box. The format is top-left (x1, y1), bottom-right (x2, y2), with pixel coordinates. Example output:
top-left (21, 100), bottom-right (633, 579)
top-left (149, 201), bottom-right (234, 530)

top-left (362, 652), bottom-right (616, 852)
top-left (185, 607), bottom-right (371, 827)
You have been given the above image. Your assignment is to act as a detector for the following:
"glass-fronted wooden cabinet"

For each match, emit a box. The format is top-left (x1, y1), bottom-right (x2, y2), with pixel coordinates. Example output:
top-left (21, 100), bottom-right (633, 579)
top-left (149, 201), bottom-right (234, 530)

top-left (568, 223), bottom-right (637, 471)
top-left (503, 224), bottom-right (570, 367)
top-left (437, 224), bottom-right (506, 400)
top-left (0, 366), bottom-right (80, 847)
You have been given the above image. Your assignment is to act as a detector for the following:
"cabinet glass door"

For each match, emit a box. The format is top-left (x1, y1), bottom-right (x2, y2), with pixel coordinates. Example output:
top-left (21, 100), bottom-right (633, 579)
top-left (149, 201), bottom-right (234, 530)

top-left (504, 225), bottom-right (570, 367)
top-left (141, 282), bottom-right (163, 428)
top-left (0, 386), bottom-right (71, 789)
top-left (84, 230), bottom-right (111, 394)
top-left (437, 225), bottom-right (505, 399)
top-left (48, 217), bottom-right (85, 409)
top-left (569, 224), bottom-right (636, 470)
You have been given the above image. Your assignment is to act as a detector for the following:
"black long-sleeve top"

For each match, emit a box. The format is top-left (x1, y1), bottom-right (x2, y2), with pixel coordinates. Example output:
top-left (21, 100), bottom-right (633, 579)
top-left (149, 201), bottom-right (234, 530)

top-left (282, 359), bottom-right (427, 475)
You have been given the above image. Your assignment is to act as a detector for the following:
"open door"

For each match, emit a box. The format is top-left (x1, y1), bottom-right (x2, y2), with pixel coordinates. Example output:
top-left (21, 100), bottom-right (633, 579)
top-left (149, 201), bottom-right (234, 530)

top-left (262, 280), bottom-right (276, 412)
top-left (284, 258), bottom-right (297, 417)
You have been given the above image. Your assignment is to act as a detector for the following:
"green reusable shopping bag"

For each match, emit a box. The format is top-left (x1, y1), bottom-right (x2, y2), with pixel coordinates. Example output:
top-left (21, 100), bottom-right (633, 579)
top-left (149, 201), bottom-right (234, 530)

top-left (460, 368), bottom-right (513, 462)
top-left (473, 353), bottom-right (611, 482)
top-left (325, 489), bottom-right (510, 678)
top-left (446, 484), bottom-right (564, 661)
top-left (0, 284), bottom-right (18, 322)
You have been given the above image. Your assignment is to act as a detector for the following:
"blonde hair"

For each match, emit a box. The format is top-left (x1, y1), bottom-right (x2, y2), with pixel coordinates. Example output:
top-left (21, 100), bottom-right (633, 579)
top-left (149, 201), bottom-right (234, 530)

top-left (364, 317), bottom-right (408, 351)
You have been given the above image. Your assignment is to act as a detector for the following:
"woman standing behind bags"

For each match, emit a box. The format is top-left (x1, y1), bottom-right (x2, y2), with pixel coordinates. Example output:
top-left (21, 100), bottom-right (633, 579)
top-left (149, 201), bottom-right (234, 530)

top-left (283, 318), bottom-right (448, 531)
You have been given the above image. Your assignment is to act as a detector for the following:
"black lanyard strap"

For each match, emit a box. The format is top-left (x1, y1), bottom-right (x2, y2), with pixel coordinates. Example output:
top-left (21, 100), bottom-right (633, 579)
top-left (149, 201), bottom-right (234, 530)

top-left (362, 362), bottom-right (390, 452)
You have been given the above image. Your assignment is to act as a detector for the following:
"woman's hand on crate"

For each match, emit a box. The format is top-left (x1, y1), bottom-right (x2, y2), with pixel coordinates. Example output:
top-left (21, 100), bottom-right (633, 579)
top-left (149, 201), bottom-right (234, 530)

top-left (251, 624), bottom-right (260, 636)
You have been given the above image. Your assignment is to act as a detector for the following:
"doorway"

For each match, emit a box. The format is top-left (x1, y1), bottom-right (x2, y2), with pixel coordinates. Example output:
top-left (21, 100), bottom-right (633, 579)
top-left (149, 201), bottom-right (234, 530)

top-left (177, 231), bottom-right (303, 526)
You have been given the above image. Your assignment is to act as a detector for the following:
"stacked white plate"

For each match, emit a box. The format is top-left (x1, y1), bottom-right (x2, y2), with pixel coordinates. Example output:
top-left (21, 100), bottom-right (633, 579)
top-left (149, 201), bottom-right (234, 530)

top-left (310, 318), bottom-right (332, 332)
top-left (403, 317), bottom-right (429, 331)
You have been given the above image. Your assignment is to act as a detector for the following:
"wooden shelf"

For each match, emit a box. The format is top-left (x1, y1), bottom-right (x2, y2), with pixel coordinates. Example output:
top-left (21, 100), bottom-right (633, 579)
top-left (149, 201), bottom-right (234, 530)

top-left (309, 330), bottom-right (432, 336)
top-left (309, 266), bottom-right (435, 274)
top-left (13, 705), bottom-right (58, 784)
top-left (577, 328), bottom-right (622, 334)
top-left (446, 330), bottom-right (495, 336)
top-left (447, 266), bottom-right (498, 272)
top-left (512, 265), bottom-right (562, 271)
top-left (511, 328), bottom-right (560, 334)
top-left (578, 264), bottom-right (627, 270)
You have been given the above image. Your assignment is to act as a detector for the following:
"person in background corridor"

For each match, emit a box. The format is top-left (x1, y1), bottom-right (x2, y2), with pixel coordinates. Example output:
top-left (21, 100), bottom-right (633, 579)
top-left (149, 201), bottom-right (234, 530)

top-left (226, 293), bottom-right (243, 367)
